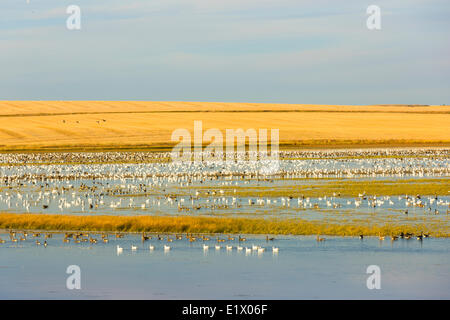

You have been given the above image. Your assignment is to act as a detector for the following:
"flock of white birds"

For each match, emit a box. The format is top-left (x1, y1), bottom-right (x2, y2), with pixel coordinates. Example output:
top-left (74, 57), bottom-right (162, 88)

top-left (0, 148), bottom-right (447, 254)
top-left (0, 149), bottom-right (448, 218)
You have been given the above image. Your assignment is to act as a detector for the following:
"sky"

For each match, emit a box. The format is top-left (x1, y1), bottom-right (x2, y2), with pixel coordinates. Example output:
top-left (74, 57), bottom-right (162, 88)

top-left (1, 0), bottom-right (449, 104)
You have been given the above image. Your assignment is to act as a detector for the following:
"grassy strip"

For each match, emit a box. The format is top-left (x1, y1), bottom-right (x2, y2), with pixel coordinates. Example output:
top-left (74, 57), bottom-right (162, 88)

top-left (196, 178), bottom-right (450, 198)
top-left (0, 213), bottom-right (447, 237)
top-left (1, 140), bottom-right (449, 153)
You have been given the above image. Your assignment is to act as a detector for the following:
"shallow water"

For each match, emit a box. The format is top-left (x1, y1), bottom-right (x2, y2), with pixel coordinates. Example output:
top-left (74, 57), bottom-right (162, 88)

top-left (0, 233), bottom-right (449, 299)
top-left (1, 150), bottom-right (449, 299)
top-left (0, 165), bottom-right (449, 224)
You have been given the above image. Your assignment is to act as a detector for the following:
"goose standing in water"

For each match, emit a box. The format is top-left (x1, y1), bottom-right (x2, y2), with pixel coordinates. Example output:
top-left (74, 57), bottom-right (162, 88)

top-left (316, 235), bottom-right (326, 242)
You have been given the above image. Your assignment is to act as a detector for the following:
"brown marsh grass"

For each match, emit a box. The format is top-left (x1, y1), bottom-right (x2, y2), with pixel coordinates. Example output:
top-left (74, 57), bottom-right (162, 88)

top-left (0, 213), bottom-right (447, 237)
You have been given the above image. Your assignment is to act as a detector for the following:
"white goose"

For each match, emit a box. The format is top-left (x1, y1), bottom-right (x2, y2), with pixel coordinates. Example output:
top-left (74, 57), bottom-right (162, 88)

top-left (116, 245), bottom-right (123, 254)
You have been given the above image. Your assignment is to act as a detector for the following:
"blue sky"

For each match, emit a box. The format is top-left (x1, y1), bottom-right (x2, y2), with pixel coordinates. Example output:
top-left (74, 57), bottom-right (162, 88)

top-left (1, 0), bottom-right (449, 104)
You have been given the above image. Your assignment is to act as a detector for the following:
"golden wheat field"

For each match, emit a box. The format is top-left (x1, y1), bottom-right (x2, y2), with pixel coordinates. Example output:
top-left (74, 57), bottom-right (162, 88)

top-left (0, 101), bottom-right (449, 151)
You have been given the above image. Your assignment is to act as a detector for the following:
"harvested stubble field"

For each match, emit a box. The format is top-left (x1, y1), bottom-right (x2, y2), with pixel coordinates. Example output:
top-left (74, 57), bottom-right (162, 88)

top-left (0, 101), bottom-right (449, 151)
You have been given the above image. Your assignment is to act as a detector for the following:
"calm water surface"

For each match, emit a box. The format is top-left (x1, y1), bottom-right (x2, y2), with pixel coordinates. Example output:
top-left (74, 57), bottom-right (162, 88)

top-left (1, 234), bottom-right (448, 299)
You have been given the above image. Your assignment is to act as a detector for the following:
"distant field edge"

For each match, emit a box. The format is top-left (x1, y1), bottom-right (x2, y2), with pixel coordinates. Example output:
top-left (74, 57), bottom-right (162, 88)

top-left (2, 110), bottom-right (450, 117)
top-left (0, 213), bottom-right (448, 237)
top-left (1, 140), bottom-right (449, 153)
